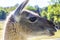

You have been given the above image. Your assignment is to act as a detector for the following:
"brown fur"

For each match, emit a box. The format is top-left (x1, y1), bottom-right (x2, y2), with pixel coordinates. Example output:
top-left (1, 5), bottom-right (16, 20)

top-left (4, 0), bottom-right (57, 40)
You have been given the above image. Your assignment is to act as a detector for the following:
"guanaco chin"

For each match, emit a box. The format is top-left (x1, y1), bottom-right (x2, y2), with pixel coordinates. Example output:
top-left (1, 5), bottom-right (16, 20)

top-left (4, 0), bottom-right (57, 40)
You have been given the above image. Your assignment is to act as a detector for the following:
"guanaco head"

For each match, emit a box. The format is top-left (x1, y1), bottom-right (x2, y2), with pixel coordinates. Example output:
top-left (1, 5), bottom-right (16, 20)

top-left (10, 0), bottom-right (57, 36)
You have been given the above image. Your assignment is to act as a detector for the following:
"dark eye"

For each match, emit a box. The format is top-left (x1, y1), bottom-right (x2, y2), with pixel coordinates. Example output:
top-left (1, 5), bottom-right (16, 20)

top-left (29, 17), bottom-right (37, 22)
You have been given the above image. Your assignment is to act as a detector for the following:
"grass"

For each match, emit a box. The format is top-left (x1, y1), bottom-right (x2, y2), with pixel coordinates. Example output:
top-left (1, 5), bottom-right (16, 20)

top-left (0, 30), bottom-right (3, 40)
top-left (0, 21), bottom-right (4, 40)
top-left (0, 21), bottom-right (4, 30)
top-left (0, 21), bottom-right (60, 40)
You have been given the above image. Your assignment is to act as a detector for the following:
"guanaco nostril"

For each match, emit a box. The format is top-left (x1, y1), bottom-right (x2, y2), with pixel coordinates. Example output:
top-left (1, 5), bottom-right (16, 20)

top-left (29, 17), bottom-right (37, 22)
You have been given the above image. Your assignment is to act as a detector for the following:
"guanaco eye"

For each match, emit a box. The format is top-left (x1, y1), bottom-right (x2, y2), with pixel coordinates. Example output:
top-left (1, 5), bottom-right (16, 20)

top-left (29, 17), bottom-right (37, 22)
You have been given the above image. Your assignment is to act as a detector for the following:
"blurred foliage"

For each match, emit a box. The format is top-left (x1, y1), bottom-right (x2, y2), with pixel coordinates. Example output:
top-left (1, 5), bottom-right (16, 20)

top-left (0, 7), bottom-right (16, 14)
top-left (25, 5), bottom-right (37, 11)
top-left (0, 4), bottom-right (18, 20)
top-left (0, 4), bottom-right (18, 15)
top-left (0, 10), bottom-right (6, 20)
top-left (41, 0), bottom-right (60, 26)
top-left (47, 4), bottom-right (60, 23)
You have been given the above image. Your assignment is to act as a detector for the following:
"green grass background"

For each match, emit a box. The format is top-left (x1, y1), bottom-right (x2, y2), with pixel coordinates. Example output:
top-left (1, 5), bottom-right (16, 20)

top-left (0, 21), bottom-right (4, 40)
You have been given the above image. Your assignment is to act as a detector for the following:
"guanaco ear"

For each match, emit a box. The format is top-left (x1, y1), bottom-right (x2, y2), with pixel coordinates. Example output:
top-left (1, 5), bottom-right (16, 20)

top-left (14, 0), bottom-right (29, 15)
top-left (12, 0), bottom-right (29, 22)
